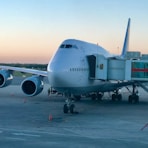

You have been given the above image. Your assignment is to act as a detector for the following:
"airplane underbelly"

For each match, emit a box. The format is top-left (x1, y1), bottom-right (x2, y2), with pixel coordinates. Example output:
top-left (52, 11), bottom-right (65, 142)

top-left (49, 71), bottom-right (109, 95)
top-left (54, 82), bottom-right (108, 95)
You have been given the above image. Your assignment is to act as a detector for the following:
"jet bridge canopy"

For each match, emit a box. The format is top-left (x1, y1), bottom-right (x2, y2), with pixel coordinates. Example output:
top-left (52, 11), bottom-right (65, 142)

top-left (87, 52), bottom-right (148, 81)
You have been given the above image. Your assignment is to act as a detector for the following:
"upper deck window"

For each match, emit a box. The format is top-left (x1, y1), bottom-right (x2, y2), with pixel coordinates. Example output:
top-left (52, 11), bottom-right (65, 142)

top-left (60, 44), bottom-right (78, 49)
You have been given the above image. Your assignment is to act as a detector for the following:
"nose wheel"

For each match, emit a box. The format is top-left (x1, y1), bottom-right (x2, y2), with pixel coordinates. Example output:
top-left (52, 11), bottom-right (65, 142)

top-left (63, 98), bottom-right (75, 114)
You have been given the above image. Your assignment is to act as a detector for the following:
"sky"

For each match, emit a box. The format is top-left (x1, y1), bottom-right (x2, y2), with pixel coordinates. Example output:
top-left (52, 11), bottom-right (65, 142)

top-left (0, 0), bottom-right (148, 63)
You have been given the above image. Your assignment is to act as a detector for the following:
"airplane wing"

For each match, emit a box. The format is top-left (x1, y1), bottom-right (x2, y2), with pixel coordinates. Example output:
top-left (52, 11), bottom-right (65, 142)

top-left (0, 65), bottom-right (48, 96)
top-left (0, 65), bottom-right (48, 77)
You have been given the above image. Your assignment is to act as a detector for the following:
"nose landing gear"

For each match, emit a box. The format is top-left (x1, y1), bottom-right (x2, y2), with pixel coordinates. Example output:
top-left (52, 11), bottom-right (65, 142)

top-left (63, 98), bottom-right (76, 114)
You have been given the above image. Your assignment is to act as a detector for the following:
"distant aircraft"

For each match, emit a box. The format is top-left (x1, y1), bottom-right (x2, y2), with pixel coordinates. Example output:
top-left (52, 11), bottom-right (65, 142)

top-left (0, 18), bottom-right (142, 113)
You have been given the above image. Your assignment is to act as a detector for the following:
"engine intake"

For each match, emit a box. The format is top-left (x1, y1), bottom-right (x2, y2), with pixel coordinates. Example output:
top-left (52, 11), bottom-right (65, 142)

top-left (21, 76), bottom-right (44, 96)
top-left (0, 70), bottom-right (13, 87)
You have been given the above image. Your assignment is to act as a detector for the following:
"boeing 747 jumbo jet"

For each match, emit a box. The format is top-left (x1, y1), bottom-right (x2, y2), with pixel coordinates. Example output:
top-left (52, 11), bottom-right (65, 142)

top-left (0, 18), bottom-right (145, 113)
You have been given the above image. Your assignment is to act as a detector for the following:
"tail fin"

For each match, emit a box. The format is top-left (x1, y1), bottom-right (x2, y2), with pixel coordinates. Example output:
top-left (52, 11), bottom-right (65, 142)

top-left (120, 18), bottom-right (131, 58)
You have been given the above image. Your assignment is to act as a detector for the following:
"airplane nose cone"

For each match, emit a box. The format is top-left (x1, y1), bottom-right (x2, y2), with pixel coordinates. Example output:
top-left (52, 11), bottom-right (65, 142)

top-left (47, 61), bottom-right (70, 88)
top-left (48, 70), bottom-right (65, 87)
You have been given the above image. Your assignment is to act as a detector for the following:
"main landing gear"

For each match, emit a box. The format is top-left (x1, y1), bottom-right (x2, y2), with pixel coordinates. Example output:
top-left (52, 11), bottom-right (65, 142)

top-left (128, 84), bottom-right (139, 104)
top-left (112, 89), bottom-right (122, 101)
top-left (63, 98), bottom-right (76, 114)
top-left (91, 93), bottom-right (104, 101)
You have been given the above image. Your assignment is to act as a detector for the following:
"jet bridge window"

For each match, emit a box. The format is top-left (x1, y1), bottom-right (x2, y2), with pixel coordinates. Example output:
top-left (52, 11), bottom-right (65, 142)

top-left (131, 62), bottom-right (148, 78)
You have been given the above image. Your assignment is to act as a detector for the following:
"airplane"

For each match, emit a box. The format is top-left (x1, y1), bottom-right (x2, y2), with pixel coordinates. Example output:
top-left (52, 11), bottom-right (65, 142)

top-left (0, 18), bottom-right (143, 113)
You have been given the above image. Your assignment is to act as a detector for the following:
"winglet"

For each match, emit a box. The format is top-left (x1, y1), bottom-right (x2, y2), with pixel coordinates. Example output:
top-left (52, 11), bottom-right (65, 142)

top-left (120, 18), bottom-right (131, 58)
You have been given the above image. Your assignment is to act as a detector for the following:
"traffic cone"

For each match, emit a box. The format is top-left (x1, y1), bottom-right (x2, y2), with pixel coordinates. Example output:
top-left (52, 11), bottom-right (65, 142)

top-left (49, 114), bottom-right (53, 121)
top-left (23, 98), bottom-right (27, 103)
top-left (10, 93), bottom-right (15, 97)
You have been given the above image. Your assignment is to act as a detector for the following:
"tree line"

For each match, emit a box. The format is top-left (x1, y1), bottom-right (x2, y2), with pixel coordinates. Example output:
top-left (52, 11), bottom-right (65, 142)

top-left (0, 63), bottom-right (48, 71)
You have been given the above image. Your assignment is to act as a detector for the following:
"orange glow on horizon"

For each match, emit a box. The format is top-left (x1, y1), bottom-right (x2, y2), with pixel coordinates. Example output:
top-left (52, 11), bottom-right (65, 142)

top-left (0, 1), bottom-right (147, 63)
top-left (0, 34), bottom-right (59, 64)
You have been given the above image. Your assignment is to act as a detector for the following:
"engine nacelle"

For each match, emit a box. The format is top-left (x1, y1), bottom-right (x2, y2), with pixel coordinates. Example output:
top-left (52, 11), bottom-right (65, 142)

top-left (0, 70), bottom-right (13, 87)
top-left (21, 76), bottom-right (44, 96)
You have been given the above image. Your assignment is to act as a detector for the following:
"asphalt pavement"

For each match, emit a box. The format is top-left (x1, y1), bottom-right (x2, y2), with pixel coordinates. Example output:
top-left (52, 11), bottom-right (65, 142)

top-left (0, 77), bottom-right (148, 147)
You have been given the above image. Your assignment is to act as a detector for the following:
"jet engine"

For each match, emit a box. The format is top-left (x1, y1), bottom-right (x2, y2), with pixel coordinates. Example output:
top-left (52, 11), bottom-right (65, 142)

top-left (21, 76), bottom-right (44, 96)
top-left (0, 70), bottom-right (13, 87)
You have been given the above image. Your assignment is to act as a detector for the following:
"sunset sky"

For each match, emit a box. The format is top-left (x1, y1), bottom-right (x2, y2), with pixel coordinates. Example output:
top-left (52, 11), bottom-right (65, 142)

top-left (0, 0), bottom-right (148, 63)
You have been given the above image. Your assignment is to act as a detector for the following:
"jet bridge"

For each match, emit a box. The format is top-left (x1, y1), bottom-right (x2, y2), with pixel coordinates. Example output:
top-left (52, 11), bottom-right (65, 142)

top-left (87, 52), bottom-right (148, 82)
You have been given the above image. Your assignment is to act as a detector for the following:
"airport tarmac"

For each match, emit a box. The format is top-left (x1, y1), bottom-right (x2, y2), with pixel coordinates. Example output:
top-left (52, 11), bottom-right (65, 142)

top-left (0, 77), bottom-right (148, 147)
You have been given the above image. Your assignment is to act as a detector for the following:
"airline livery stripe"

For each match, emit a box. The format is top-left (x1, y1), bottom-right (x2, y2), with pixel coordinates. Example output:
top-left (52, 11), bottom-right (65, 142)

top-left (132, 68), bottom-right (148, 72)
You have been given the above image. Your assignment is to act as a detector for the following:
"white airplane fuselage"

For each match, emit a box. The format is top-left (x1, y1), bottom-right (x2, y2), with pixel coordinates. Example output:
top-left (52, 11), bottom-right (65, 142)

top-left (47, 39), bottom-right (112, 95)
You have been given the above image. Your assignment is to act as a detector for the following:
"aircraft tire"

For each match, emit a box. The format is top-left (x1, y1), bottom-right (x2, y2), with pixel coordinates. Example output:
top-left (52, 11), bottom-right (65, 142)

top-left (128, 95), bottom-right (139, 104)
top-left (117, 94), bottom-right (122, 101)
top-left (70, 104), bottom-right (75, 114)
top-left (134, 95), bottom-right (139, 104)
top-left (112, 94), bottom-right (116, 101)
top-left (91, 94), bottom-right (97, 101)
top-left (63, 104), bottom-right (69, 113)
top-left (97, 93), bottom-right (103, 101)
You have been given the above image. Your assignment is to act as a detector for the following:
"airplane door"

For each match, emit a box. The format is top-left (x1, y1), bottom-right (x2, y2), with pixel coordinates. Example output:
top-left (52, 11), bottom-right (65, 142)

top-left (87, 55), bottom-right (96, 79)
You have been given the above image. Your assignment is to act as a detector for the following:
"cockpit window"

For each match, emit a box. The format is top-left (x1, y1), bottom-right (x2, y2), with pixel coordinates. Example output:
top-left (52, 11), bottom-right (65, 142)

top-left (60, 44), bottom-right (78, 49)
top-left (60, 44), bottom-right (65, 48)
top-left (65, 44), bottom-right (72, 48)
